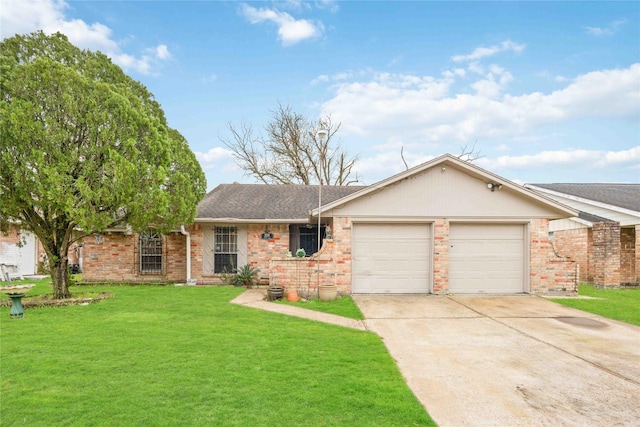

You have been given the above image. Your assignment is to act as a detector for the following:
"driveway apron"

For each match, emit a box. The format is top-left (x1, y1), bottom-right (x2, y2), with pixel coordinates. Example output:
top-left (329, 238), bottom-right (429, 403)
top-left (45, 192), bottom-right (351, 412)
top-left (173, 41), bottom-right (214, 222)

top-left (353, 295), bottom-right (640, 427)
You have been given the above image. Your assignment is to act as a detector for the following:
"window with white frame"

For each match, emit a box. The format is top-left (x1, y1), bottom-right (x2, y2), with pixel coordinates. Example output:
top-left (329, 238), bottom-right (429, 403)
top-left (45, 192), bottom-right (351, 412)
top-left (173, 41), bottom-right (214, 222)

top-left (139, 229), bottom-right (162, 273)
top-left (214, 226), bottom-right (237, 273)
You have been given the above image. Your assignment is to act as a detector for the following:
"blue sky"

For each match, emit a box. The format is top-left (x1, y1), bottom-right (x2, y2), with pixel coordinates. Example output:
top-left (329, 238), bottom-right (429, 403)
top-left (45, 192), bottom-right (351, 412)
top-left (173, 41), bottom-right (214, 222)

top-left (2, 1), bottom-right (639, 190)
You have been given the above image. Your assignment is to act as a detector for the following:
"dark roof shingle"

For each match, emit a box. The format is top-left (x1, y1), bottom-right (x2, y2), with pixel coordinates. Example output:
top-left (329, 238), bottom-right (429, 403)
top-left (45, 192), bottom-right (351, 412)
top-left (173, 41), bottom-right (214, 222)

top-left (530, 183), bottom-right (640, 212)
top-left (197, 184), bottom-right (365, 220)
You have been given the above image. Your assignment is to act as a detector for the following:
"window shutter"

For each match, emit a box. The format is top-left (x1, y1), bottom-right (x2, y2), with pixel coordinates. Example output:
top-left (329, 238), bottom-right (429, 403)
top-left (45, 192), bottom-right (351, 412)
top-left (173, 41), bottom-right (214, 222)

top-left (203, 227), bottom-right (214, 275)
top-left (237, 225), bottom-right (248, 267)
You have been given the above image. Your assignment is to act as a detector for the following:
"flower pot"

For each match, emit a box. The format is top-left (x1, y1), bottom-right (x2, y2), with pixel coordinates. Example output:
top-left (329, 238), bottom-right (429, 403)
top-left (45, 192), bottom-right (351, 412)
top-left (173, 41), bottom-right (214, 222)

top-left (286, 289), bottom-right (299, 302)
top-left (267, 285), bottom-right (284, 301)
top-left (318, 284), bottom-right (337, 301)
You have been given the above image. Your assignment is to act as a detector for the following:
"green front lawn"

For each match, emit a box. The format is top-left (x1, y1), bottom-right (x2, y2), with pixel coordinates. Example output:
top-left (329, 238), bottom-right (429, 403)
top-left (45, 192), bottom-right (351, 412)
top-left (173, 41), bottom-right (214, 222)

top-left (551, 284), bottom-right (640, 326)
top-left (277, 295), bottom-right (365, 320)
top-left (0, 281), bottom-right (434, 426)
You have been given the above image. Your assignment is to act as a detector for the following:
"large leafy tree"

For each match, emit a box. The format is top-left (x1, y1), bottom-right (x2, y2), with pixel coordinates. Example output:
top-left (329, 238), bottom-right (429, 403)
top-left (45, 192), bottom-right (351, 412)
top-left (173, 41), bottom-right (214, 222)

top-left (0, 31), bottom-right (206, 298)
top-left (223, 103), bottom-right (359, 185)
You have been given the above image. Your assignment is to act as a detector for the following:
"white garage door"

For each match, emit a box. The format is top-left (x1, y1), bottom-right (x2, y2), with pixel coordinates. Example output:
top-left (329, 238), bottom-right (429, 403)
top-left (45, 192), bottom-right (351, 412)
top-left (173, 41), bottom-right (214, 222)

top-left (449, 224), bottom-right (525, 294)
top-left (352, 223), bottom-right (431, 294)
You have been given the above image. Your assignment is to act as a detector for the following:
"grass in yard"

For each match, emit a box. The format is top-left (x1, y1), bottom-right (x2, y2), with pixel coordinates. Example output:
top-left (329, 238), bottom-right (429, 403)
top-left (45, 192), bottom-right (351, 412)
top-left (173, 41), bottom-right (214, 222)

top-left (550, 284), bottom-right (640, 326)
top-left (1, 281), bottom-right (434, 426)
top-left (276, 294), bottom-right (365, 320)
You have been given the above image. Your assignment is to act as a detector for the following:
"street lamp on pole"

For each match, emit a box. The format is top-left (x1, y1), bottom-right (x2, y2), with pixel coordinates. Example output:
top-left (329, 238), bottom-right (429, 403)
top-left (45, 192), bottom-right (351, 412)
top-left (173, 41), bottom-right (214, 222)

top-left (316, 129), bottom-right (328, 253)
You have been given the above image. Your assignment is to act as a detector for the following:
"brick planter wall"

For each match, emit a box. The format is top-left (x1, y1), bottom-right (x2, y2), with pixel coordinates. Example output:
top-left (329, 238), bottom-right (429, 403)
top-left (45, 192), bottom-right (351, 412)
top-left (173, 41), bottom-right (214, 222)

top-left (529, 218), bottom-right (577, 293)
top-left (552, 228), bottom-right (590, 282)
top-left (269, 241), bottom-right (335, 296)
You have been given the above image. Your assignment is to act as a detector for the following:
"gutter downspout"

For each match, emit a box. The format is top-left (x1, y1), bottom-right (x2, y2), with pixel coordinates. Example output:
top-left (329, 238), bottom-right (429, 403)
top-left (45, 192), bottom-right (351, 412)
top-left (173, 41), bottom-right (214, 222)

top-left (180, 225), bottom-right (191, 282)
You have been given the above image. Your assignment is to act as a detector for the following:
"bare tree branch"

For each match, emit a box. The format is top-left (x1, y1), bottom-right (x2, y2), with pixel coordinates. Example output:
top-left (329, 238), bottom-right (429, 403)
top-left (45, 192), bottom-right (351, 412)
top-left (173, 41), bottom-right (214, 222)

top-left (457, 141), bottom-right (484, 162)
top-left (400, 145), bottom-right (409, 170)
top-left (222, 103), bottom-right (360, 185)
top-left (399, 141), bottom-right (484, 169)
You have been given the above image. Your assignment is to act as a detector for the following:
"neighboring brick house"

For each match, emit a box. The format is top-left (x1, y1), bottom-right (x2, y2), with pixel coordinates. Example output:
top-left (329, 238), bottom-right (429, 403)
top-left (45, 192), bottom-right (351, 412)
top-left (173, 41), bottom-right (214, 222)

top-left (83, 154), bottom-right (579, 294)
top-left (526, 184), bottom-right (640, 287)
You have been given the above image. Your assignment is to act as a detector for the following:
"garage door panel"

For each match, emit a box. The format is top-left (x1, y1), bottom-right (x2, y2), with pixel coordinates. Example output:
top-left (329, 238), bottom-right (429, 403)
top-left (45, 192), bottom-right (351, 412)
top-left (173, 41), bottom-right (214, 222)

top-left (353, 224), bottom-right (431, 294)
top-left (452, 240), bottom-right (521, 253)
top-left (451, 224), bottom-right (523, 238)
top-left (449, 224), bottom-right (525, 294)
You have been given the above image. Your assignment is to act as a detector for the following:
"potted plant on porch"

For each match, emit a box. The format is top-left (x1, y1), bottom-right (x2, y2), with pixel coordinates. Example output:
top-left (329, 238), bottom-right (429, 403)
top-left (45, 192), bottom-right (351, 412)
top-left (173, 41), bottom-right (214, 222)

top-left (267, 283), bottom-right (285, 301)
top-left (318, 283), bottom-right (338, 301)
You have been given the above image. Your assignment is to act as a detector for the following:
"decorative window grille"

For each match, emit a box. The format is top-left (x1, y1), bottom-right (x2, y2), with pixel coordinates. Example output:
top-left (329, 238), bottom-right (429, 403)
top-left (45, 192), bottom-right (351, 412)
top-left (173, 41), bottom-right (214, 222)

top-left (140, 229), bottom-right (162, 273)
top-left (214, 226), bottom-right (237, 273)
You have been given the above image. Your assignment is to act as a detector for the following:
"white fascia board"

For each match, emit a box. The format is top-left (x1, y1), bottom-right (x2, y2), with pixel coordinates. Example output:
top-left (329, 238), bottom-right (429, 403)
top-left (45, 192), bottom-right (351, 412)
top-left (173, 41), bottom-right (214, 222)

top-left (525, 185), bottom-right (640, 219)
top-left (571, 217), bottom-right (594, 227)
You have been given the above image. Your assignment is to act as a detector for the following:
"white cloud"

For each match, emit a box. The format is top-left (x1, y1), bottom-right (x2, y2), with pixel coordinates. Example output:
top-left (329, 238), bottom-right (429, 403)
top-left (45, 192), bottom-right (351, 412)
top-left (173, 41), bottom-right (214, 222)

top-left (195, 147), bottom-right (235, 171)
top-left (585, 19), bottom-right (627, 37)
top-left (154, 44), bottom-right (171, 60)
top-left (311, 74), bottom-right (330, 85)
top-left (354, 145), bottom-right (640, 185)
top-left (315, 0), bottom-right (339, 13)
top-left (240, 3), bottom-right (322, 46)
top-left (480, 146), bottom-right (640, 171)
top-left (0, 0), bottom-right (171, 75)
top-left (451, 40), bottom-right (525, 63)
top-left (320, 63), bottom-right (640, 145)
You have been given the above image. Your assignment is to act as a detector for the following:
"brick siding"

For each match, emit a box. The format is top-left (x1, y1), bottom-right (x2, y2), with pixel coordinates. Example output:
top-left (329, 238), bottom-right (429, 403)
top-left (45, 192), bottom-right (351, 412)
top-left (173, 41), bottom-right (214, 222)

top-left (432, 218), bottom-right (450, 294)
top-left (79, 216), bottom-right (584, 294)
top-left (82, 231), bottom-right (186, 282)
top-left (248, 224), bottom-right (290, 284)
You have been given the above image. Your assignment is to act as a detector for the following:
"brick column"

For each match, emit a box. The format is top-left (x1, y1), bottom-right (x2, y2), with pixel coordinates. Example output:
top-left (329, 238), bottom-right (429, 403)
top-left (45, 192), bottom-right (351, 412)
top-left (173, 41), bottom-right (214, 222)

top-left (432, 218), bottom-right (449, 294)
top-left (620, 228), bottom-right (636, 284)
top-left (635, 225), bottom-right (640, 285)
top-left (592, 222), bottom-right (621, 288)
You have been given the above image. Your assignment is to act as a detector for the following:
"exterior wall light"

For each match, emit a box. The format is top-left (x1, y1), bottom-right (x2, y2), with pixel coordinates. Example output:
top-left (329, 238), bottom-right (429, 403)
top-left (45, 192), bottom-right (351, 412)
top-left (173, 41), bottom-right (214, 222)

top-left (487, 183), bottom-right (503, 192)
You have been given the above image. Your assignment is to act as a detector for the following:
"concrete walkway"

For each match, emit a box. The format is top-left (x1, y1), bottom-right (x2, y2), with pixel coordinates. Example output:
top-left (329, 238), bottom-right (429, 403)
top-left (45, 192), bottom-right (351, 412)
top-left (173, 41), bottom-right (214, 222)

top-left (232, 290), bottom-right (640, 426)
top-left (230, 289), bottom-right (367, 331)
top-left (354, 294), bottom-right (640, 427)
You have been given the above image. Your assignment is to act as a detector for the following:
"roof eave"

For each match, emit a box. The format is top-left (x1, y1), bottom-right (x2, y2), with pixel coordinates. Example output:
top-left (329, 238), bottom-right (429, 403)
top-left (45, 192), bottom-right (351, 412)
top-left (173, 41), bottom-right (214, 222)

top-left (194, 218), bottom-right (309, 224)
top-left (525, 185), bottom-right (640, 218)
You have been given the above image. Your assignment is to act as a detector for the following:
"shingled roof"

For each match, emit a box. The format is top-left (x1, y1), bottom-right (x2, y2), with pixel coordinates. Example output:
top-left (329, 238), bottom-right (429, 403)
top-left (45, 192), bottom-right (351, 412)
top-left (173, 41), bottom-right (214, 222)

top-left (196, 184), bottom-right (365, 221)
top-left (528, 184), bottom-right (640, 212)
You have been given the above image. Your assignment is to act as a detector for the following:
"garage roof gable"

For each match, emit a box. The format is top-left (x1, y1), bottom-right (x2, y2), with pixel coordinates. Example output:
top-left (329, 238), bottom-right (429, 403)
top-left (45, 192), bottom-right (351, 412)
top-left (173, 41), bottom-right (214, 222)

top-left (313, 154), bottom-right (578, 218)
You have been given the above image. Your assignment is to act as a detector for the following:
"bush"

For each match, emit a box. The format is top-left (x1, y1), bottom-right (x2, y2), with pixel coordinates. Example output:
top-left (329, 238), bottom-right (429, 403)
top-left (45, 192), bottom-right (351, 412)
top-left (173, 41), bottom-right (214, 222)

top-left (221, 264), bottom-right (260, 288)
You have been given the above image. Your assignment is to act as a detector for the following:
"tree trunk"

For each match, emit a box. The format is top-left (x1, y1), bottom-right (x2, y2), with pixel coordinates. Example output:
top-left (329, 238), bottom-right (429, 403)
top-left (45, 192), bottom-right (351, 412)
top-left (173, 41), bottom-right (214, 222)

top-left (50, 256), bottom-right (71, 299)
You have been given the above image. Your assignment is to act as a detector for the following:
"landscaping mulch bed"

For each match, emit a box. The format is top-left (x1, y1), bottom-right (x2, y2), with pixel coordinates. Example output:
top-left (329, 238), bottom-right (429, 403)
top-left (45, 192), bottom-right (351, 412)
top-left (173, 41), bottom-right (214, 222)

top-left (0, 292), bottom-right (113, 308)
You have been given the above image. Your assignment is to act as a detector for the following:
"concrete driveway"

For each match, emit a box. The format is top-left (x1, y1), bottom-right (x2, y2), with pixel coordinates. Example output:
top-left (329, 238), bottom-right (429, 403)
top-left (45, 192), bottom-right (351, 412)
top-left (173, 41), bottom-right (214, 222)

top-left (353, 295), bottom-right (640, 427)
